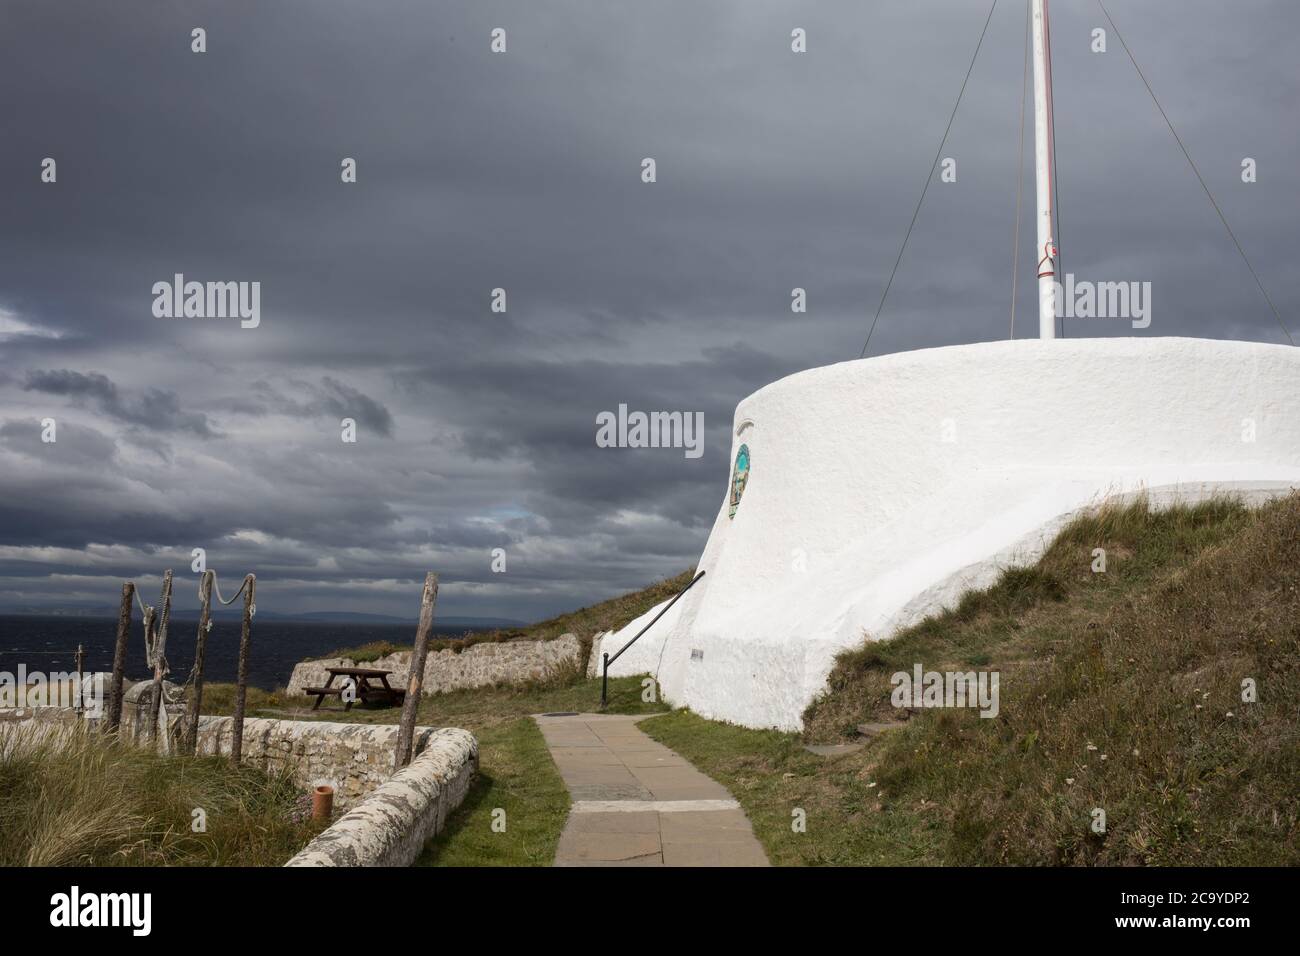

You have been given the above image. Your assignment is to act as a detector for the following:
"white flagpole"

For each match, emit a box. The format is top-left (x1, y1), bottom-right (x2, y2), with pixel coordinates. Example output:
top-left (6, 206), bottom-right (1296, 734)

top-left (1031, 0), bottom-right (1058, 338)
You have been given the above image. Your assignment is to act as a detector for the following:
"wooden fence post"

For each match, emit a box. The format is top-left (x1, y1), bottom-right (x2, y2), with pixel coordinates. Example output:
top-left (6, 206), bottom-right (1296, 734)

top-left (74, 644), bottom-right (85, 714)
top-left (184, 569), bottom-right (214, 755)
top-left (106, 581), bottom-right (134, 732)
top-left (146, 570), bottom-right (174, 747)
top-left (394, 572), bottom-right (438, 771)
top-left (231, 574), bottom-right (256, 764)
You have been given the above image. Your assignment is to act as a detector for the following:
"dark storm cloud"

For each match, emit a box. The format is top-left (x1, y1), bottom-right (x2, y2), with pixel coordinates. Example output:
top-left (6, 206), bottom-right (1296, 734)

top-left (1, 0), bottom-right (1296, 619)
top-left (0, 418), bottom-right (118, 467)
top-left (23, 369), bottom-right (219, 436)
top-left (242, 378), bottom-right (396, 438)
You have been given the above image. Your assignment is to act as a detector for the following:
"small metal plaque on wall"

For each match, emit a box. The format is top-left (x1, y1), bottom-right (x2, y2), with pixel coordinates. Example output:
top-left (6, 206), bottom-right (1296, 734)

top-left (729, 444), bottom-right (750, 519)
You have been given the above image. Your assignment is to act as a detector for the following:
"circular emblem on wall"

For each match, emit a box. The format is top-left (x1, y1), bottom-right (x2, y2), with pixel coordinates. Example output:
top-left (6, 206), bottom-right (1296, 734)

top-left (729, 443), bottom-right (750, 519)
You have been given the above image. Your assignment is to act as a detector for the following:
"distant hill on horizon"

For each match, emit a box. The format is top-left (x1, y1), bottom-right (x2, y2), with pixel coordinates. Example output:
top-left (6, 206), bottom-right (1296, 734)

top-left (0, 605), bottom-right (527, 629)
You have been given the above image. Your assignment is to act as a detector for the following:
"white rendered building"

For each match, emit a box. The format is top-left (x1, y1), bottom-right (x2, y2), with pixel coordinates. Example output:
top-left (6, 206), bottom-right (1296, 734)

top-left (598, 337), bottom-right (1300, 729)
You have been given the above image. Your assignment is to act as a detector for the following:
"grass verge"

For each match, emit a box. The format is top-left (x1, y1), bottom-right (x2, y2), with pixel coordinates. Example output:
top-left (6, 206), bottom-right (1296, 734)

top-left (0, 722), bottom-right (319, 866)
top-left (417, 718), bottom-right (569, 866)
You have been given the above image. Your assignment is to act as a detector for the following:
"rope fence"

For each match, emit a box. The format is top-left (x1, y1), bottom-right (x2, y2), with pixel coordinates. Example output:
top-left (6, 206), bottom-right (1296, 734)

top-left (12, 566), bottom-right (436, 773)
top-left (94, 568), bottom-right (258, 761)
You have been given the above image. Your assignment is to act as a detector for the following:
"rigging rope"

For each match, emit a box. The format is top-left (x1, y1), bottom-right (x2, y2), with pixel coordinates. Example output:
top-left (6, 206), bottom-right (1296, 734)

top-left (209, 569), bottom-right (254, 607)
top-left (118, 571), bottom-right (255, 693)
top-left (123, 582), bottom-right (162, 667)
top-left (1011, 0), bottom-right (1030, 338)
top-left (859, 0), bottom-right (1000, 359)
top-left (0, 648), bottom-right (83, 654)
top-left (1095, 0), bottom-right (1293, 346)
top-left (1045, 0), bottom-right (1064, 337)
top-left (170, 571), bottom-right (256, 691)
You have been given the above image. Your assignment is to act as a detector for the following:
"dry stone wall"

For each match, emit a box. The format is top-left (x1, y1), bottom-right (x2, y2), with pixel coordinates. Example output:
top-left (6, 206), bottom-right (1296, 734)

top-left (286, 633), bottom-right (583, 698)
top-left (192, 716), bottom-right (442, 809)
top-left (285, 727), bottom-right (477, 867)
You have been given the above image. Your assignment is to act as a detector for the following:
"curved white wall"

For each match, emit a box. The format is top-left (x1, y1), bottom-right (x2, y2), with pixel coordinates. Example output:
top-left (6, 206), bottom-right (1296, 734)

top-left (599, 337), bottom-right (1300, 731)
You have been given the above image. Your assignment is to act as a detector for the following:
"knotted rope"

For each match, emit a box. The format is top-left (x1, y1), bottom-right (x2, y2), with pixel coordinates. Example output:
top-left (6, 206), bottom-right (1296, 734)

top-left (122, 570), bottom-right (256, 752)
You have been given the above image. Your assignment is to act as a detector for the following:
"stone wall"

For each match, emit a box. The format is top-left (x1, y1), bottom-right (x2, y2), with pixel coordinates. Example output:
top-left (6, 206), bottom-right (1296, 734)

top-left (64, 681), bottom-right (412, 806)
top-left (191, 716), bottom-right (443, 809)
top-left (0, 706), bottom-right (475, 816)
top-left (285, 728), bottom-right (477, 867)
top-left (286, 633), bottom-right (583, 698)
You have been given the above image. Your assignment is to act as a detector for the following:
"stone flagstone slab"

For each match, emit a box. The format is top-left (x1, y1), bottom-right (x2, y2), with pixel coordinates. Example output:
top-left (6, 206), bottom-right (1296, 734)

top-left (535, 713), bottom-right (770, 867)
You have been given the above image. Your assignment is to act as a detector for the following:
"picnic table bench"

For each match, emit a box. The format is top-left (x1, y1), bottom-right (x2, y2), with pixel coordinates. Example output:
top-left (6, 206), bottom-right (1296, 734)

top-left (304, 666), bottom-right (406, 711)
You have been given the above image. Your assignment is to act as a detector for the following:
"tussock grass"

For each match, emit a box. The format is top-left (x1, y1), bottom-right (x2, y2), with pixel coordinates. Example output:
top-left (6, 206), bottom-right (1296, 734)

top-left (0, 722), bottom-right (319, 866)
top-left (318, 640), bottom-right (408, 663)
top-left (645, 493), bottom-right (1299, 866)
top-left (804, 494), bottom-right (1255, 741)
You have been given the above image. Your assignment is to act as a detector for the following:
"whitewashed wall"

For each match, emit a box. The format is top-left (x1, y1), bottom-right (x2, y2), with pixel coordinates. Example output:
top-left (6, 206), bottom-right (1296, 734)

top-left (599, 338), bottom-right (1300, 730)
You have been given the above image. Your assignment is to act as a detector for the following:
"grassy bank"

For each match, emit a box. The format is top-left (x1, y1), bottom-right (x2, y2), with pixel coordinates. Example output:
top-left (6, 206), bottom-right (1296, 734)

top-left (643, 494), bottom-right (1300, 866)
top-left (316, 568), bottom-right (697, 661)
top-left (0, 723), bottom-right (318, 866)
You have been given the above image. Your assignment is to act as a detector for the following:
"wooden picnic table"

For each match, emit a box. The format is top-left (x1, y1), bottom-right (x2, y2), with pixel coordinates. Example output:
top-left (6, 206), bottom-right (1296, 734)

top-left (305, 666), bottom-right (405, 711)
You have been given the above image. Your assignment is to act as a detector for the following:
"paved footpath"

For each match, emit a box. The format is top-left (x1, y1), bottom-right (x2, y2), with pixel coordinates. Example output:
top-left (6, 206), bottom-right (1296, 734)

top-left (534, 713), bottom-right (770, 867)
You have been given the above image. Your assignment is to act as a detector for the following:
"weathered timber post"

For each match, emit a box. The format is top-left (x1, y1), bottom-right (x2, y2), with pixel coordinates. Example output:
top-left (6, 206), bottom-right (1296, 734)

top-left (230, 574), bottom-right (256, 764)
top-left (394, 572), bottom-right (438, 771)
top-left (184, 569), bottom-right (215, 755)
top-left (146, 570), bottom-right (174, 746)
top-left (106, 581), bottom-right (134, 732)
top-left (74, 644), bottom-right (85, 713)
top-left (140, 609), bottom-right (156, 732)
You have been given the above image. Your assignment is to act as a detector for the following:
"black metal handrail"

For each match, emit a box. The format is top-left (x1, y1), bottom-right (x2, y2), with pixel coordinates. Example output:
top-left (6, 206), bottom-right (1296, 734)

top-left (600, 570), bottom-right (705, 708)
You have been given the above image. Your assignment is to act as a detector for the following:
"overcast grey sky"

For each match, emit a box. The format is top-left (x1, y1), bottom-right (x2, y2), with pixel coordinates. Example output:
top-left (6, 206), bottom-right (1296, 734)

top-left (1, 0), bottom-right (1295, 620)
